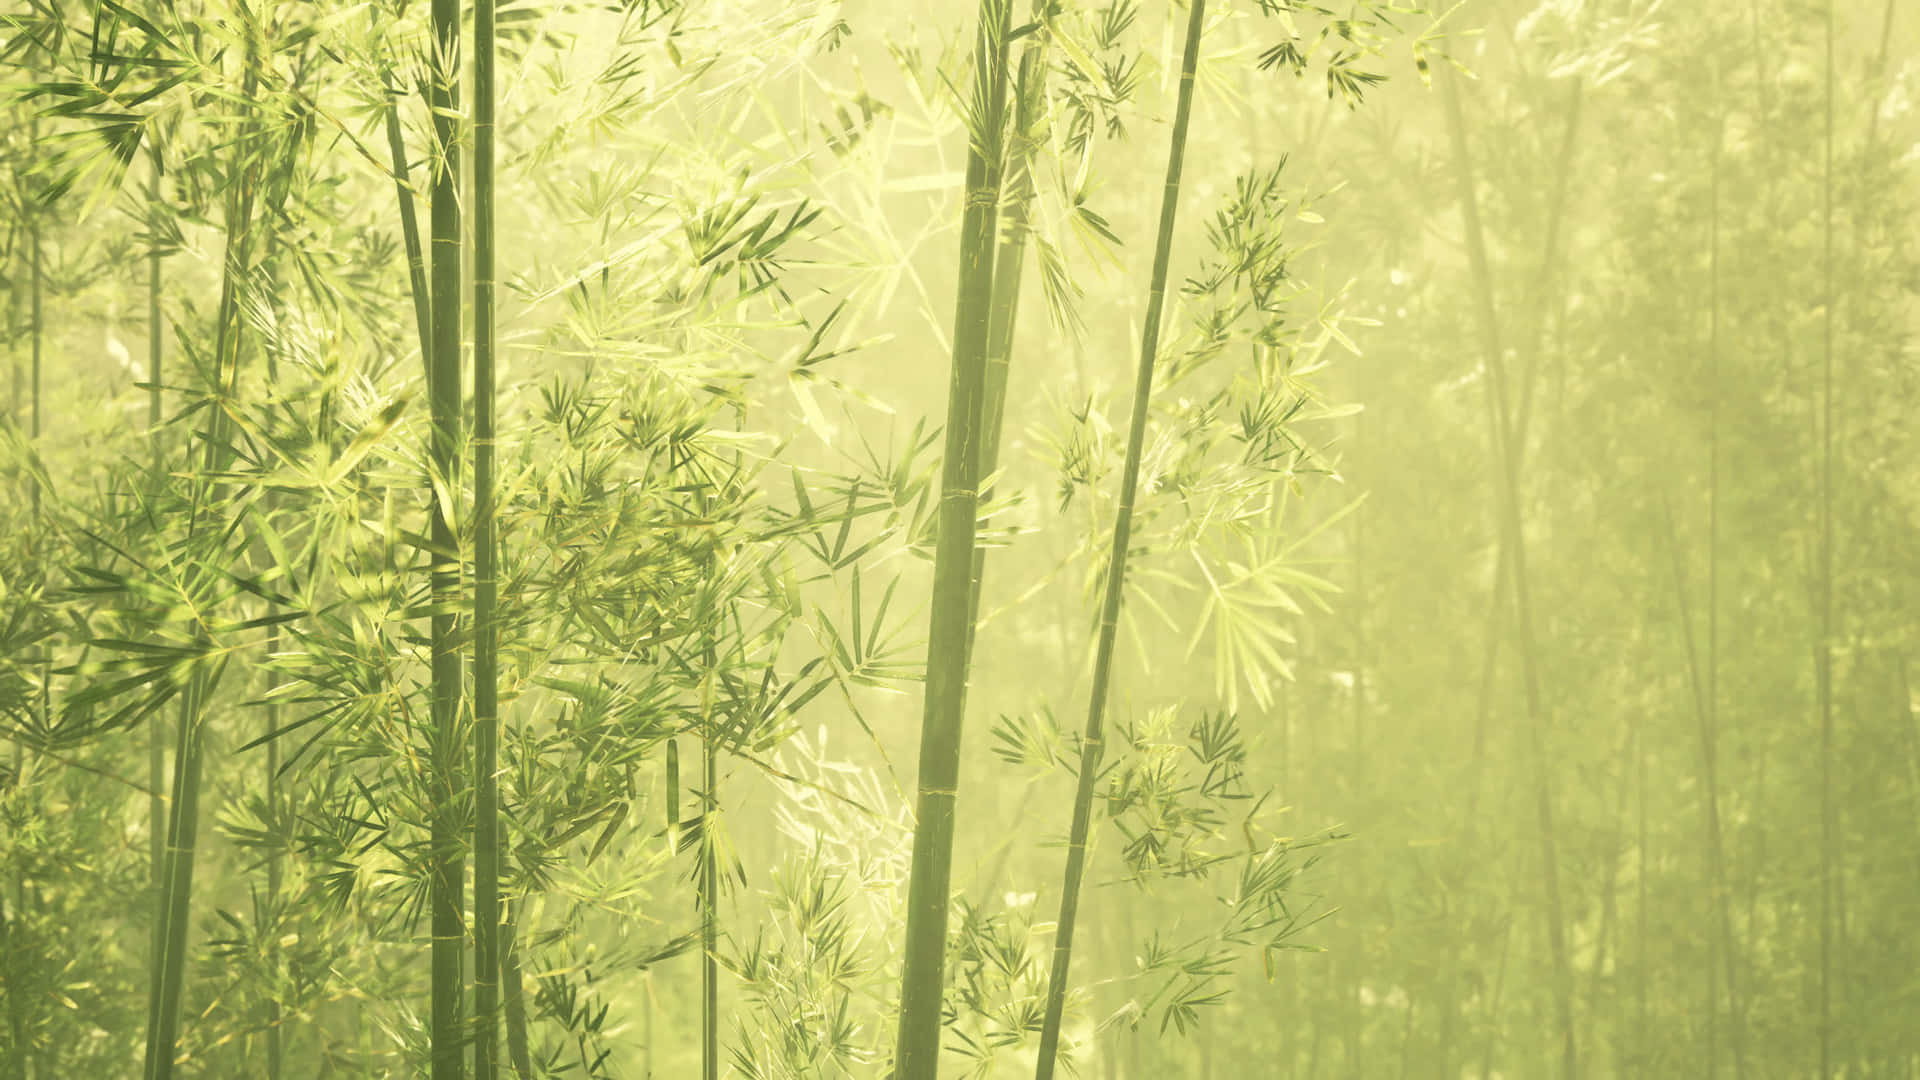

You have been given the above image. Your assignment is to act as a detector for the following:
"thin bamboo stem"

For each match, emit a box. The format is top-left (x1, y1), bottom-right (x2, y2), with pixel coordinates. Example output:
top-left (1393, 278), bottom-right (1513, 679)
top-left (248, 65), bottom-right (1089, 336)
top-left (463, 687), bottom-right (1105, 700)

top-left (502, 895), bottom-right (534, 1079)
top-left (146, 42), bottom-right (265, 1077)
top-left (964, 0), bottom-right (1054, 664)
top-left (702, 722), bottom-right (718, 1080)
top-left (1441, 65), bottom-right (1576, 1080)
top-left (138, 132), bottom-right (169, 1080)
top-left (385, 76), bottom-right (434, 372)
top-left (472, 0), bottom-right (501, 1075)
top-left (1032, 3), bottom-right (1206, 1076)
top-left (1816, 0), bottom-right (1835, 1073)
top-left (428, 0), bottom-right (468, 1070)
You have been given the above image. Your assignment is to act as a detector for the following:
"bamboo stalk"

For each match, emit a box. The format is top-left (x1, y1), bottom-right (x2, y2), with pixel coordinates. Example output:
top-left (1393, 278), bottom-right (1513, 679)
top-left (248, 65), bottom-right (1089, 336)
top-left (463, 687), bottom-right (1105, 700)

top-left (145, 43), bottom-right (266, 1077)
top-left (1657, 492), bottom-right (1737, 1078)
top-left (1816, 0), bottom-right (1835, 1073)
top-left (502, 894), bottom-right (534, 1079)
top-left (146, 142), bottom-right (166, 956)
top-left (473, 0), bottom-right (501, 1073)
top-left (1440, 65), bottom-right (1576, 1080)
top-left (702, 729), bottom-right (718, 1080)
top-left (385, 72), bottom-right (434, 371)
top-left (427, 0), bottom-right (468, 1070)
top-left (964, 0), bottom-right (1054, 662)
top-left (1703, 111), bottom-right (1749, 1079)
top-left (1635, 715), bottom-right (1649, 1080)
top-left (1031, 3), bottom-right (1207, 1075)
top-left (11, 103), bottom-right (45, 1080)
top-left (892, 0), bottom-right (1014, 1073)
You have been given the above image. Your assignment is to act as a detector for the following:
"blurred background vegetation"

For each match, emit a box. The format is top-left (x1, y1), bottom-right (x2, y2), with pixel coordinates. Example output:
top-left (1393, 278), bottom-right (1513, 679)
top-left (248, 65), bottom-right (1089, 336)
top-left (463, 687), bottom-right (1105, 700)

top-left (1, 0), bottom-right (1916, 1077)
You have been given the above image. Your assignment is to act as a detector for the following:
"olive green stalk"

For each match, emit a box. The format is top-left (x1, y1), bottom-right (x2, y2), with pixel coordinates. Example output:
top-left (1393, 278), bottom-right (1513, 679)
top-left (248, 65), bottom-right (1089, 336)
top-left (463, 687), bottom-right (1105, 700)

top-left (428, 0), bottom-right (468, 1070)
top-left (145, 49), bottom-right (265, 1076)
top-left (702, 729), bottom-right (719, 1080)
top-left (1440, 65), bottom-right (1576, 1080)
top-left (473, 0), bottom-right (501, 1074)
top-left (892, 0), bottom-right (1013, 1073)
top-left (1815, 1), bottom-right (1835, 1073)
top-left (1701, 112), bottom-right (1748, 1079)
top-left (146, 143), bottom-right (166, 942)
top-left (1032, 2), bottom-right (1206, 1075)
top-left (10, 107), bottom-right (45, 1080)
top-left (502, 895), bottom-right (534, 1079)
top-left (964, 0), bottom-right (1054, 660)
top-left (385, 75), bottom-right (434, 370)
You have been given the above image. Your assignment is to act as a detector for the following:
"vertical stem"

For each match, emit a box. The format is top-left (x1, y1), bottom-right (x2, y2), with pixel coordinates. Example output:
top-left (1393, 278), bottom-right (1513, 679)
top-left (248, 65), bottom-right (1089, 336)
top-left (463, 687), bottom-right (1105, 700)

top-left (1442, 66), bottom-right (1577, 1080)
top-left (964, 0), bottom-right (1053, 665)
top-left (1705, 112), bottom-right (1749, 1080)
top-left (502, 895), bottom-right (533, 1079)
top-left (146, 39), bottom-right (263, 1077)
top-left (1032, 3), bottom-right (1206, 1076)
top-left (1479, 918), bottom-right (1511, 1080)
top-left (146, 143), bottom-right (166, 953)
top-left (1657, 493), bottom-right (1729, 1078)
top-left (892, 0), bottom-right (1013, 1072)
top-left (1816, 0), bottom-right (1835, 1071)
top-left (1635, 712), bottom-right (1650, 1080)
top-left (427, 0), bottom-right (467, 1071)
top-left (702, 720), bottom-right (718, 1080)
top-left (386, 74), bottom-right (434, 373)
top-left (472, 0), bottom-right (500, 1073)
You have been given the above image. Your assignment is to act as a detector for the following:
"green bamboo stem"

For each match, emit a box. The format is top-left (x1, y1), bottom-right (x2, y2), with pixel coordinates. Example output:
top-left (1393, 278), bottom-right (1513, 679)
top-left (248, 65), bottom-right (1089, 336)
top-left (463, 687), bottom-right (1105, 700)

top-left (10, 105), bottom-right (45, 1080)
top-left (1702, 113), bottom-right (1748, 1080)
top-left (145, 48), bottom-right (265, 1076)
top-left (1657, 493), bottom-right (1737, 1078)
top-left (385, 73), bottom-right (434, 371)
top-left (702, 728), bottom-right (719, 1080)
top-left (1031, 3), bottom-right (1207, 1076)
top-left (502, 895), bottom-right (534, 1079)
top-left (892, 0), bottom-right (1013, 1073)
top-left (1816, 1), bottom-right (1835, 1073)
top-left (146, 142), bottom-right (166, 951)
top-left (473, 0), bottom-right (501, 1074)
top-left (963, 0), bottom-right (1054, 662)
top-left (428, 0), bottom-right (467, 1071)
top-left (1440, 65), bottom-right (1576, 1080)
top-left (260, 231), bottom-right (288, 1080)
top-left (1463, 77), bottom-right (1582, 828)
top-left (1583, 729), bottom-right (1634, 1073)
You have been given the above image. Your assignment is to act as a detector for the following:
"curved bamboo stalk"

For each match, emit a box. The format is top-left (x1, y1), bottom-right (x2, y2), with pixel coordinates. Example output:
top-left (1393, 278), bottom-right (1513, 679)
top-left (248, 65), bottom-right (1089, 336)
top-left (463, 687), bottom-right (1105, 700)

top-left (1031, 3), bottom-right (1207, 1076)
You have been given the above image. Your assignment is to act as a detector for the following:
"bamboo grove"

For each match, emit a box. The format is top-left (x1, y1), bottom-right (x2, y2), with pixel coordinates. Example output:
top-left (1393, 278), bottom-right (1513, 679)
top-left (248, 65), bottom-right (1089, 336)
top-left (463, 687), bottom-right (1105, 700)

top-left (1, 0), bottom-right (1917, 1077)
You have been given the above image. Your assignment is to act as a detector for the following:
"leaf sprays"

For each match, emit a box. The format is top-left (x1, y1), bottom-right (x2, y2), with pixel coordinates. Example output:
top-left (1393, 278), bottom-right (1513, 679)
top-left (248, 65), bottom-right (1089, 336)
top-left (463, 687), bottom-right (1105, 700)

top-left (892, 0), bottom-right (1015, 1076)
top-left (1031, 1), bottom-right (1207, 1077)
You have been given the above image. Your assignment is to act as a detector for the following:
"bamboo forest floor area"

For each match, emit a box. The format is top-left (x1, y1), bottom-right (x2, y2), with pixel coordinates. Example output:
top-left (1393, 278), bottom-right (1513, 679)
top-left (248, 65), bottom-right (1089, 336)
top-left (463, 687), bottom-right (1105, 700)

top-left (1, 0), bottom-right (1917, 1077)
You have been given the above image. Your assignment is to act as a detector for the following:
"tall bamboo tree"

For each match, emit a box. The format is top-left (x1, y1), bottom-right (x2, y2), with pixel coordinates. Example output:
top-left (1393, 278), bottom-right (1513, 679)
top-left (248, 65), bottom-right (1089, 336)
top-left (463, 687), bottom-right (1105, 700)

top-left (893, 0), bottom-right (1014, 1074)
top-left (1440, 65), bottom-right (1577, 1080)
top-left (1815, 0), bottom-right (1836, 1073)
top-left (472, 0), bottom-right (501, 1076)
top-left (145, 141), bottom-right (166, 956)
top-left (965, 0), bottom-right (1056, 658)
top-left (144, 34), bottom-right (270, 1078)
top-left (427, 0), bottom-right (468, 1071)
top-left (1032, 2), bottom-right (1207, 1075)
